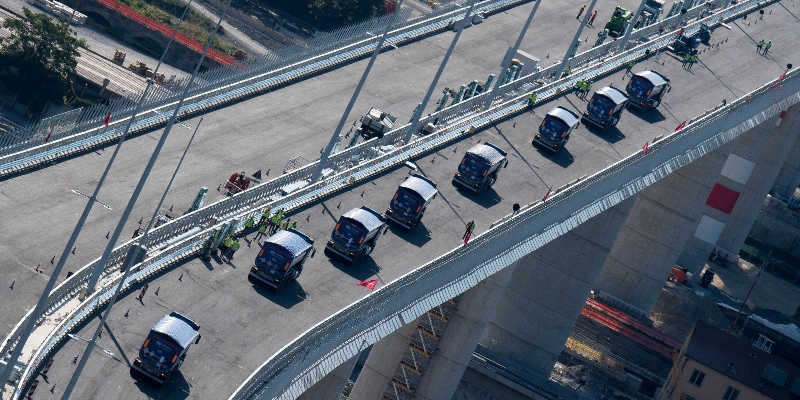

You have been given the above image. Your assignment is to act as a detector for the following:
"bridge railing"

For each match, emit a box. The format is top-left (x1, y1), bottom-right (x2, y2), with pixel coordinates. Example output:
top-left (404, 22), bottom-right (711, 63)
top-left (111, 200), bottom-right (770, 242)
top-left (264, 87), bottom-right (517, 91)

top-left (0, 0), bottom-right (524, 176)
top-left (0, 0), bottom-right (773, 397)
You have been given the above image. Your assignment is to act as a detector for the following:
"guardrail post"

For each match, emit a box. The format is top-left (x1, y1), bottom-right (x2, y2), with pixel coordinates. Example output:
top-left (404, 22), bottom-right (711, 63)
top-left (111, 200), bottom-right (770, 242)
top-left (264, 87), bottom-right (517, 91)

top-left (482, 0), bottom-right (541, 110)
top-left (617, 0), bottom-right (649, 53)
top-left (403, 0), bottom-right (479, 145)
top-left (311, 0), bottom-right (406, 183)
top-left (555, 0), bottom-right (598, 80)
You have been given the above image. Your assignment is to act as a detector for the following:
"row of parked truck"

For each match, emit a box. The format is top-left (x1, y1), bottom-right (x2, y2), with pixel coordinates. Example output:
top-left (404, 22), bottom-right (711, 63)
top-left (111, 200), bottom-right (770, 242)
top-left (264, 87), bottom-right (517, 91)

top-left (130, 68), bottom-right (672, 388)
top-left (534, 70), bottom-right (670, 152)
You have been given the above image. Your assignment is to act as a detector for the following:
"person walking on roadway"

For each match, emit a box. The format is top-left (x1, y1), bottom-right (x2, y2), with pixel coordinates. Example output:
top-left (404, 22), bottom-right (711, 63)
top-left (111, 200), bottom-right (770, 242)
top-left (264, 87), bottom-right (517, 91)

top-left (245, 216), bottom-right (255, 232)
top-left (255, 222), bottom-right (267, 240)
top-left (576, 4), bottom-right (586, 19)
top-left (682, 54), bottom-right (690, 68)
top-left (222, 236), bottom-right (234, 258)
top-left (584, 81), bottom-right (592, 99)
top-left (258, 206), bottom-right (271, 225)
top-left (688, 55), bottom-right (698, 71)
top-left (576, 79), bottom-right (585, 97)
top-left (528, 91), bottom-right (537, 106)
top-left (136, 283), bottom-right (149, 300)
top-left (230, 239), bottom-right (240, 260)
top-left (588, 10), bottom-right (597, 26)
top-left (290, 220), bottom-right (297, 229)
top-left (463, 221), bottom-right (475, 239)
top-left (625, 60), bottom-right (635, 76)
top-left (763, 41), bottom-right (771, 56)
top-left (757, 39), bottom-right (764, 53)
top-left (270, 214), bottom-right (281, 234)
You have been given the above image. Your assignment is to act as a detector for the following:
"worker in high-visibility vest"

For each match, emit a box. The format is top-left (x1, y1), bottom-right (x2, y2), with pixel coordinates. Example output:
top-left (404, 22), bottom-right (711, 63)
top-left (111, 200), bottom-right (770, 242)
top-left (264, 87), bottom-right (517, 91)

top-left (230, 239), bottom-right (241, 259)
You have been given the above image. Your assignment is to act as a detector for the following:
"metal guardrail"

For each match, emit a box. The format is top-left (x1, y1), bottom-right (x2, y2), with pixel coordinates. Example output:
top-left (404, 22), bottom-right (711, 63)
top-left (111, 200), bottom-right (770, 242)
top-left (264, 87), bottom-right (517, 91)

top-left (0, 0), bottom-right (777, 397)
top-left (0, 0), bottom-right (525, 177)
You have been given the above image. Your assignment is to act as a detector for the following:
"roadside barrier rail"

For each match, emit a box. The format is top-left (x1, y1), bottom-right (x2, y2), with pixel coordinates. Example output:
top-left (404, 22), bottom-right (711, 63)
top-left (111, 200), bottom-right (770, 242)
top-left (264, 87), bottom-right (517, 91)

top-left (0, 0), bottom-right (777, 398)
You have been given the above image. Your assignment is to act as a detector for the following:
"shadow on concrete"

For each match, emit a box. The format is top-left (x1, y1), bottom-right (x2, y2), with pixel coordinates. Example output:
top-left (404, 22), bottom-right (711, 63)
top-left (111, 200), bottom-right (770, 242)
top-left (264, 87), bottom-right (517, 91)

top-left (328, 255), bottom-right (382, 282)
top-left (533, 142), bottom-right (575, 168)
top-left (629, 107), bottom-right (668, 124)
top-left (131, 368), bottom-right (191, 400)
top-left (452, 184), bottom-right (503, 208)
top-left (584, 123), bottom-right (626, 144)
top-left (250, 278), bottom-right (307, 309)
top-left (104, 321), bottom-right (132, 367)
top-left (388, 221), bottom-right (432, 248)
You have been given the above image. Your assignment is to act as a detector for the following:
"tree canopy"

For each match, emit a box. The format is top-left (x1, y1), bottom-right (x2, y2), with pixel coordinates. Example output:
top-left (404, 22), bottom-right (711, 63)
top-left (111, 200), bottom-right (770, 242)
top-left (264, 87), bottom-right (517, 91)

top-left (0, 8), bottom-right (86, 113)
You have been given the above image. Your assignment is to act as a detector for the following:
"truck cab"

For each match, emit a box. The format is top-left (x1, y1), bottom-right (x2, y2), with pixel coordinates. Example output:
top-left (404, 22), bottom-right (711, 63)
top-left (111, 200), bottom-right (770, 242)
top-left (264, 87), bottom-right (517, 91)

top-left (249, 229), bottom-right (315, 290)
top-left (325, 207), bottom-right (387, 265)
top-left (534, 106), bottom-right (581, 152)
top-left (605, 6), bottom-right (633, 37)
top-left (132, 312), bottom-right (200, 387)
top-left (636, 0), bottom-right (665, 28)
top-left (360, 107), bottom-right (397, 140)
top-left (452, 142), bottom-right (508, 193)
top-left (625, 70), bottom-right (670, 111)
top-left (582, 86), bottom-right (628, 130)
top-left (385, 174), bottom-right (438, 230)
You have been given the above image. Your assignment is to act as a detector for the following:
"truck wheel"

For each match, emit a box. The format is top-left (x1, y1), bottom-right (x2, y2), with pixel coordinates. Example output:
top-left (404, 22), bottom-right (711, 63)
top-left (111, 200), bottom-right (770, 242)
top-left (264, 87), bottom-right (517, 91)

top-left (610, 117), bottom-right (618, 127)
top-left (291, 269), bottom-right (301, 281)
top-left (488, 177), bottom-right (496, 188)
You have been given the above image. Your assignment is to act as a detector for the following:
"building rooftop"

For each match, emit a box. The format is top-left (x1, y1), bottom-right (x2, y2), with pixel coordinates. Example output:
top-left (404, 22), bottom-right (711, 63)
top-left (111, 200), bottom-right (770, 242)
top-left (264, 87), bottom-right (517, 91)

top-left (685, 321), bottom-right (800, 400)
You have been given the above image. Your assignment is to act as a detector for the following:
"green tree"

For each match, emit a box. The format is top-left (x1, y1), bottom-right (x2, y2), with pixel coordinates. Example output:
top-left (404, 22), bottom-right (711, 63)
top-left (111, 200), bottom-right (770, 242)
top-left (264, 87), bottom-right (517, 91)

top-left (308, 0), bottom-right (388, 30)
top-left (0, 8), bottom-right (87, 113)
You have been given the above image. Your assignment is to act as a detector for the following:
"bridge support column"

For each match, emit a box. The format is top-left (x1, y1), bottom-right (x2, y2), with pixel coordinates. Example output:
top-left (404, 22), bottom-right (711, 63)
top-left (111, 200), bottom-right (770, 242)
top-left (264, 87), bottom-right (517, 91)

top-left (477, 195), bottom-right (635, 384)
top-left (410, 264), bottom-right (518, 400)
top-left (347, 316), bottom-right (422, 400)
top-left (679, 106), bottom-right (800, 272)
top-left (595, 137), bottom-right (738, 314)
top-left (297, 357), bottom-right (356, 400)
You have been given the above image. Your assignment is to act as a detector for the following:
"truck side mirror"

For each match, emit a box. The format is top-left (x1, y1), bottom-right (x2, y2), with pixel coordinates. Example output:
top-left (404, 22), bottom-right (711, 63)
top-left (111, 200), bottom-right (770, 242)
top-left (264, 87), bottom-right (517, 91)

top-left (311, 248), bottom-right (316, 258)
top-left (504, 160), bottom-right (509, 168)
top-left (384, 226), bottom-right (389, 235)
top-left (667, 86), bottom-right (672, 93)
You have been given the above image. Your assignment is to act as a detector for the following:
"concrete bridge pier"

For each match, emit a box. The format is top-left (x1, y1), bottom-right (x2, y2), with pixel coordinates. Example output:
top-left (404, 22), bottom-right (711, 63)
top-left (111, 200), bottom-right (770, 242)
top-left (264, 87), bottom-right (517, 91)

top-left (297, 356), bottom-right (357, 400)
top-left (715, 105), bottom-right (800, 256)
top-left (475, 195), bottom-right (635, 385)
top-left (676, 108), bottom-right (800, 273)
top-left (594, 136), bottom-right (739, 315)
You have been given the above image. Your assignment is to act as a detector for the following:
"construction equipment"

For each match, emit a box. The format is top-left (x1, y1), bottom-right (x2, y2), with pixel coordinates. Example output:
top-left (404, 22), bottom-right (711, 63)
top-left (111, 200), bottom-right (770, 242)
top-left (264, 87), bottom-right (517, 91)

top-left (533, 106), bottom-right (581, 153)
top-left (635, 0), bottom-right (666, 28)
top-left (224, 171), bottom-right (251, 196)
top-left (131, 312), bottom-right (200, 388)
top-left (249, 229), bottom-right (315, 290)
top-left (452, 142), bottom-right (508, 193)
top-left (113, 49), bottom-right (126, 66)
top-left (605, 6), bottom-right (633, 37)
top-left (325, 207), bottom-right (387, 265)
top-left (384, 174), bottom-right (438, 230)
top-left (128, 60), bottom-right (154, 78)
top-left (668, 266), bottom-right (692, 283)
top-left (582, 86), bottom-right (628, 130)
top-left (359, 107), bottom-right (397, 140)
top-left (625, 70), bottom-right (671, 111)
top-left (234, 50), bottom-right (248, 61)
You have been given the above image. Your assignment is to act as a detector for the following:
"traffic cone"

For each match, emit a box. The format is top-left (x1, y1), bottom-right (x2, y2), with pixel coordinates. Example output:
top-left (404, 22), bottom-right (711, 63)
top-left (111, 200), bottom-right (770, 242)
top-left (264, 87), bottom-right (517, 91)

top-left (71, 247), bottom-right (76, 254)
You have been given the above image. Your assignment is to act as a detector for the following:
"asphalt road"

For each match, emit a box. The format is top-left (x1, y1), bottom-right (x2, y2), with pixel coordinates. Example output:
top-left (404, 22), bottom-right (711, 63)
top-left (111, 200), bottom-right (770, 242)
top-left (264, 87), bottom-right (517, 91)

top-left (2, 0), bottom-right (798, 398)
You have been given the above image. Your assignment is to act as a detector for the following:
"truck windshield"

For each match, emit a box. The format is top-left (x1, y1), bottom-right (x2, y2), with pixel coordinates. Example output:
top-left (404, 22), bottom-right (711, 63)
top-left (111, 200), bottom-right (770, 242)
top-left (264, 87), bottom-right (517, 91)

top-left (391, 188), bottom-right (423, 214)
top-left (458, 154), bottom-right (490, 181)
top-left (332, 219), bottom-right (366, 249)
top-left (141, 334), bottom-right (179, 371)
top-left (539, 116), bottom-right (569, 140)
top-left (588, 95), bottom-right (615, 117)
top-left (627, 76), bottom-right (654, 99)
top-left (256, 244), bottom-right (292, 275)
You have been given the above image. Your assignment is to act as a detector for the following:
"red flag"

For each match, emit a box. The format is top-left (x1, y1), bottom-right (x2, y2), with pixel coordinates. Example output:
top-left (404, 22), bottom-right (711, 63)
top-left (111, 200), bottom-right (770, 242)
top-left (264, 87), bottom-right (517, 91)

top-left (674, 120), bottom-right (686, 132)
top-left (104, 112), bottom-right (111, 127)
top-left (542, 186), bottom-right (553, 203)
top-left (643, 141), bottom-right (649, 155)
top-left (463, 231), bottom-right (472, 247)
top-left (45, 126), bottom-right (53, 143)
top-left (780, 70), bottom-right (787, 81)
top-left (359, 279), bottom-right (378, 290)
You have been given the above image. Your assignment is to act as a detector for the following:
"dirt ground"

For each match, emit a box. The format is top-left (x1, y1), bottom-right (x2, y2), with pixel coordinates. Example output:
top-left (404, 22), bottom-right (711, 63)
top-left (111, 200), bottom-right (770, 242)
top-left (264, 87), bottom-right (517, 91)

top-left (708, 258), bottom-right (800, 317)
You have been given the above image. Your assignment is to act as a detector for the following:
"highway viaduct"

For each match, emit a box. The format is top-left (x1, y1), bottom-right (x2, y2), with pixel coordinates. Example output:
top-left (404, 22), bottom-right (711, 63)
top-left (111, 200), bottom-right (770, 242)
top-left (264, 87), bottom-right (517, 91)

top-left (1, 0), bottom-right (799, 399)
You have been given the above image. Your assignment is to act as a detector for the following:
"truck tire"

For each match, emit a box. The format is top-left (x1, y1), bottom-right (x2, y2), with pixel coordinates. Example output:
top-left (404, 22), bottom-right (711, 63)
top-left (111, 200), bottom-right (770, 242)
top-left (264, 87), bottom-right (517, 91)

top-left (610, 117), bottom-right (619, 128)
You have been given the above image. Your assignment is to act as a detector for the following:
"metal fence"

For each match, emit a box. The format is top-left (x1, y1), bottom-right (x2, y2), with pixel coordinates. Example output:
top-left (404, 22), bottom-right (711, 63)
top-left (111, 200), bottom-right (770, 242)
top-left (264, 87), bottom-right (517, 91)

top-left (0, 0), bottom-right (525, 177)
top-left (0, 0), bottom-right (779, 398)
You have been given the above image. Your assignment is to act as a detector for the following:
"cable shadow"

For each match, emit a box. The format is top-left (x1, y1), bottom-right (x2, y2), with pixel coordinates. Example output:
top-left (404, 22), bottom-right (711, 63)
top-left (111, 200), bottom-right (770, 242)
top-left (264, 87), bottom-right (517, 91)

top-left (103, 321), bottom-right (131, 367)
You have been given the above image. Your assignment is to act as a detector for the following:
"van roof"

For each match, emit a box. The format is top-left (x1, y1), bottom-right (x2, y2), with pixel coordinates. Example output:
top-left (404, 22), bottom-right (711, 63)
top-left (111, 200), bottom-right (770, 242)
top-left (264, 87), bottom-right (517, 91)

top-left (400, 174), bottom-right (438, 202)
top-left (342, 207), bottom-right (385, 232)
top-left (634, 70), bottom-right (669, 87)
top-left (547, 106), bottom-right (581, 127)
top-left (466, 142), bottom-right (507, 165)
top-left (152, 312), bottom-right (199, 349)
top-left (266, 229), bottom-right (313, 257)
top-left (595, 86), bottom-right (628, 105)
